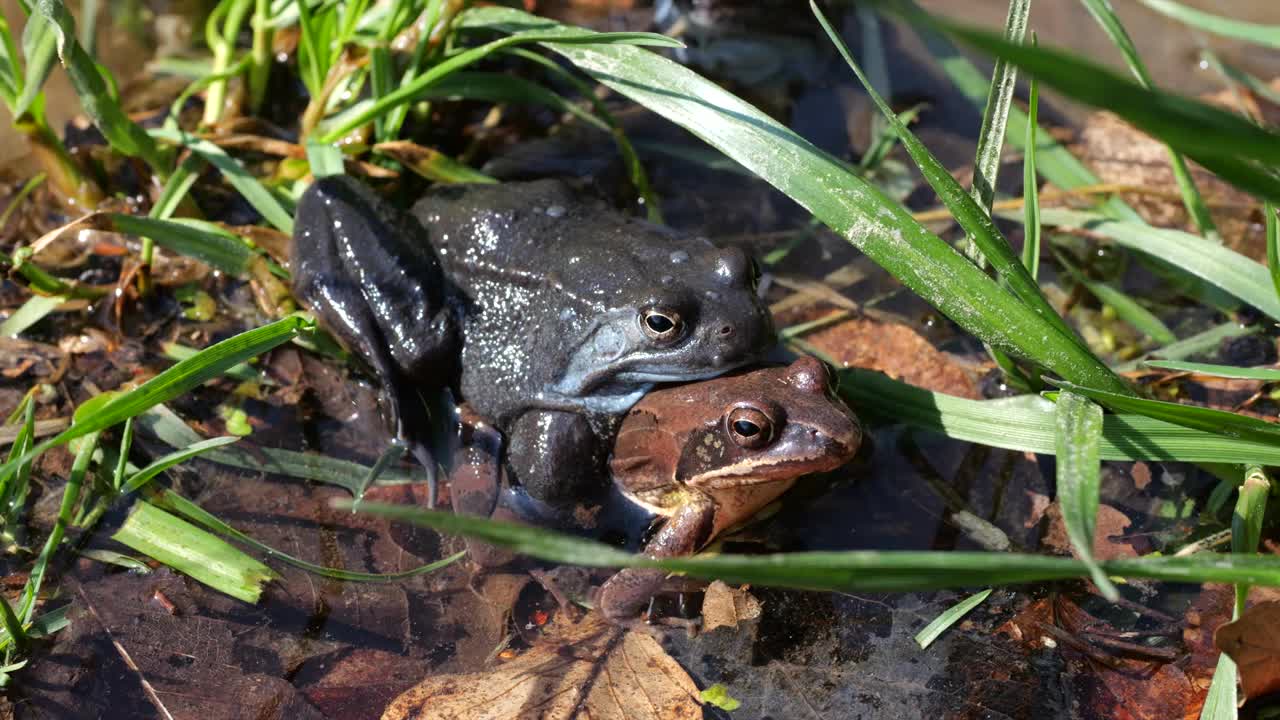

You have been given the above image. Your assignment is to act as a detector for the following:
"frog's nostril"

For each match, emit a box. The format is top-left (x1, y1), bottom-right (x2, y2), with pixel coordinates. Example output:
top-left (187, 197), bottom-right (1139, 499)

top-left (718, 325), bottom-right (734, 337)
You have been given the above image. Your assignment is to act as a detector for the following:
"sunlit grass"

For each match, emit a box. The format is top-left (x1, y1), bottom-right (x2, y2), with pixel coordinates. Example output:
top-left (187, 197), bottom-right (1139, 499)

top-left (0, 0), bottom-right (1278, 705)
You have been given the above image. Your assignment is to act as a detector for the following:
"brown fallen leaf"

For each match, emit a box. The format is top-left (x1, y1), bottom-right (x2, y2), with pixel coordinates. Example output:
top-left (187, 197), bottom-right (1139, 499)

top-left (1215, 600), bottom-right (1280, 701)
top-left (381, 615), bottom-right (702, 720)
top-left (701, 581), bottom-right (762, 633)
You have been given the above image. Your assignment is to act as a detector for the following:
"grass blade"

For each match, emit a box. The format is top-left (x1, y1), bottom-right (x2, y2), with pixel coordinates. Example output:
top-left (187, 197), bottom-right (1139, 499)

top-left (112, 500), bottom-right (276, 603)
top-left (1032, 208), bottom-right (1280, 322)
top-left (813, 2), bottom-right (1078, 347)
top-left (32, 0), bottom-right (165, 172)
top-left (160, 490), bottom-right (464, 582)
top-left (0, 293), bottom-right (65, 337)
top-left (305, 140), bottom-right (344, 178)
top-left (467, 6), bottom-right (1129, 396)
top-left (841, 368), bottom-right (1280, 465)
top-left (0, 316), bottom-right (308, 487)
top-left (340, 501), bottom-right (1280, 592)
top-left (1267, 203), bottom-right (1279, 304)
top-left (111, 214), bottom-right (256, 276)
top-left (136, 403), bottom-right (427, 491)
top-left (1115, 322), bottom-right (1256, 373)
top-left (1021, 73), bottom-right (1040, 278)
top-left (1137, 0), bottom-right (1280, 49)
top-left (894, 4), bottom-right (1280, 201)
top-left (16, 14), bottom-right (57, 118)
top-left (1051, 378), bottom-right (1280, 447)
top-left (1079, 0), bottom-right (1219, 241)
top-left (1145, 360), bottom-right (1280, 381)
top-left (120, 436), bottom-right (240, 495)
top-left (915, 589), bottom-right (992, 649)
top-left (316, 28), bottom-right (683, 143)
top-left (20, 430), bottom-right (95, 619)
top-left (1056, 254), bottom-right (1175, 345)
top-left (1198, 654), bottom-right (1237, 720)
top-left (1054, 391), bottom-right (1117, 600)
top-left (961, 0), bottom-right (1028, 263)
top-left (149, 128), bottom-right (294, 233)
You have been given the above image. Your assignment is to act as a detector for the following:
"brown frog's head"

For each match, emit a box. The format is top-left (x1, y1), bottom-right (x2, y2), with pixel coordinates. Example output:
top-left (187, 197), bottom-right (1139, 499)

top-left (610, 355), bottom-right (861, 536)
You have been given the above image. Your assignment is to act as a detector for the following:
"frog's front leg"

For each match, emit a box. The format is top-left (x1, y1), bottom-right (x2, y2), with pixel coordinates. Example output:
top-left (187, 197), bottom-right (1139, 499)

top-left (597, 494), bottom-right (716, 626)
top-left (504, 410), bottom-right (606, 507)
top-left (292, 176), bottom-right (459, 506)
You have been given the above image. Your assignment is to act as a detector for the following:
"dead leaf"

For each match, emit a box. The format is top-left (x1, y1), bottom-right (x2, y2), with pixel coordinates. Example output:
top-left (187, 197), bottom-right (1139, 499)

top-left (381, 615), bottom-right (702, 720)
top-left (701, 581), bottom-right (762, 632)
top-left (1215, 600), bottom-right (1280, 701)
top-left (1040, 502), bottom-right (1136, 561)
top-left (800, 315), bottom-right (980, 398)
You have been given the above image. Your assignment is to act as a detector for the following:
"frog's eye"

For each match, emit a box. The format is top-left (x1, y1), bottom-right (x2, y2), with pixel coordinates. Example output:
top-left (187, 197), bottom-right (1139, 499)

top-left (726, 406), bottom-right (775, 449)
top-left (640, 307), bottom-right (684, 344)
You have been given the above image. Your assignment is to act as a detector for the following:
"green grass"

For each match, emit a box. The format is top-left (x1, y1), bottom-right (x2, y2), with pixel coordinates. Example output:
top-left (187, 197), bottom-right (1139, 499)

top-left (3, 0), bottom-right (1280, 704)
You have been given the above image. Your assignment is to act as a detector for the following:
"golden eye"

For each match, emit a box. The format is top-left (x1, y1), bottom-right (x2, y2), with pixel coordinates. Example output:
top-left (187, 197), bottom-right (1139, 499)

top-left (726, 406), bottom-right (775, 449)
top-left (640, 308), bottom-right (684, 343)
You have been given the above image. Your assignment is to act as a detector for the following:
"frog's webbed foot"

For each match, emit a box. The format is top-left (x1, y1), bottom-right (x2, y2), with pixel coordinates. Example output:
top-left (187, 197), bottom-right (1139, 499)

top-left (292, 176), bottom-right (459, 507)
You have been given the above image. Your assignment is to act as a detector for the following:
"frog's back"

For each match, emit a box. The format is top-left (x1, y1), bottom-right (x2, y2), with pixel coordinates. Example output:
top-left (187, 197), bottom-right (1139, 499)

top-left (410, 179), bottom-right (713, 301)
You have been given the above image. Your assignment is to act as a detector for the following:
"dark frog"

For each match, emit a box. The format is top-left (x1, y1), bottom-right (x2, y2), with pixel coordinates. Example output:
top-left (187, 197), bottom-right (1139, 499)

top-left (290, 177), bottom-right (775, 507)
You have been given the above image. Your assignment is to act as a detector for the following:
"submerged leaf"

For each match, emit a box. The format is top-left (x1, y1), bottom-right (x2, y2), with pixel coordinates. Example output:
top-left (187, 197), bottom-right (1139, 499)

top-left (112, 501), bottom-right (276, 603)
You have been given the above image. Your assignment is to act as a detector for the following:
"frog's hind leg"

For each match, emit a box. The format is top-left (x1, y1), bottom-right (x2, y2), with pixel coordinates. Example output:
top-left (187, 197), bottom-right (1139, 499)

top-left (292, 176), bottom-right (458, 506)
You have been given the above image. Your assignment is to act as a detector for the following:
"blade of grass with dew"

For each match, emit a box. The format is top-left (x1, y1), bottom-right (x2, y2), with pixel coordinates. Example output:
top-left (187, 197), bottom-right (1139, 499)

top-left (316, 28), bottom-right (683, 143)
top-left (0, 293), bottom-right (64, 337)
top-left (135, 403), bottom-right (427, 491)
top-left (813, 3), bottom-right (1086, 359)
top-left (1054, 391), bottom-right (1117, 599)
top-left (915, 589), bottom-right (992, 649)
top-left (119, 436), bottom-right (240, 495)
top-left (1029, 208), bottom-right (1280, 321)
top-left (886, 4), bottom-right (1280, 203)
top-left (159, 490), bottom-right (464, 582)
top-left (840, 368), bottom-right (1280, 465)
top-left (113, 500), bottom-right (276, 603)
top-left (149, 128), bottom-right (294, 233)
top-left (1050, 379), bottom-right (1280, 447)
top-left (1137, 0), bottom-right (1280, 49)
top-left (0, 316), bottom-right (308, 488)
top-left (960, 0), bottom-right (1028, 264)
top-left (1079, 0), bottom-right (1219, 242)
top-left (340, 501), bottom-right (1280, 591)
top-left (464, 7), bottom-right (1129, 396)
top-left (1145, 360), bottom-right (1280, 381)
top-left (32, 0), bottom-right (165, 172)
top-left (1115, 322), bottom-right (1256, 373)
top-left (1055, 253), bottom-right (1175, 345)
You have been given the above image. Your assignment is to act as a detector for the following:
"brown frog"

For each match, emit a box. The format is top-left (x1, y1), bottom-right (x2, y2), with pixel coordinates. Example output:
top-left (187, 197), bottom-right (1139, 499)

top-left (595, 355), bottom-right (862, 624)
top-left (450, 356), bottom-right (859, 622)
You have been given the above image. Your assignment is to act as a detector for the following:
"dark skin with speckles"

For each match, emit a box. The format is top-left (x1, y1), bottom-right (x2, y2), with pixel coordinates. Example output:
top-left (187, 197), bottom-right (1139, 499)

top-left (290, 177), bottom-right (775, 511)
top-left (452, 356), bottom-right (861, 625)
